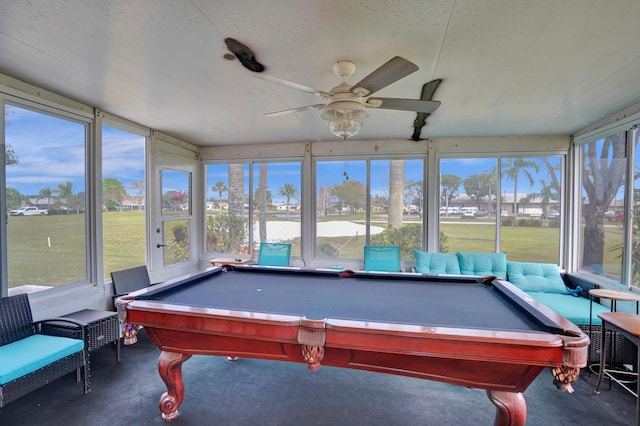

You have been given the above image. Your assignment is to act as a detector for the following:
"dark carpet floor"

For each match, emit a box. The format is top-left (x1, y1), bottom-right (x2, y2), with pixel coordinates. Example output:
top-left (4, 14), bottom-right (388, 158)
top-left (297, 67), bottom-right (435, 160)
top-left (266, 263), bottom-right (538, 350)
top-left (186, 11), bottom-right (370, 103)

top-left (0, 332), bottom-right (636, 425)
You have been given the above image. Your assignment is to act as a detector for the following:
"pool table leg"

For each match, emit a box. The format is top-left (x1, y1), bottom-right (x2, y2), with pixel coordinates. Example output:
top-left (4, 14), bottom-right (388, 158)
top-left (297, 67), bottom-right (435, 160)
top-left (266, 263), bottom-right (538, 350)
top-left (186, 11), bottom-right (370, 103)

top-left (158, 351), bottom-right (192, 421)
top-left (486, 390), bottom-right (526, 426)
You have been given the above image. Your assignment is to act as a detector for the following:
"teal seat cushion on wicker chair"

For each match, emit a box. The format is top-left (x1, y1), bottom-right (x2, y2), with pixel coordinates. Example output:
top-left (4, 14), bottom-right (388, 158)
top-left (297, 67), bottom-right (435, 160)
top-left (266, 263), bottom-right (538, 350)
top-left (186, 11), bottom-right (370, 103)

top-left (525, 292), bottom-right (609, 326)
top-left (456, 252), bottom-right (507, 278)
top-left (414, 251), bottom-right (461, 274)
top-left (364, 246), bottom-right (401, 272)
top-left (0, 334), bottom-right (84, 385)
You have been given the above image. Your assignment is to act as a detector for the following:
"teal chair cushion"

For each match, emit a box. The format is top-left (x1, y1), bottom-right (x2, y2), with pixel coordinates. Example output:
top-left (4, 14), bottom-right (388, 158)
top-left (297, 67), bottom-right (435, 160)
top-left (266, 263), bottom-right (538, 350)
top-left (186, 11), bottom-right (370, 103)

top-left (257, 243), bottom-right (291, 266)
top-left (0, 334), bottom-right (84, 385)
top-left (507, 261), bottom-right (566, 293)
top-left (456, 252), bottom-right (507, 278)
top-left (414, 251), bottom-right (460, 274)
top-left (364, 246), bottom-right (401, 272)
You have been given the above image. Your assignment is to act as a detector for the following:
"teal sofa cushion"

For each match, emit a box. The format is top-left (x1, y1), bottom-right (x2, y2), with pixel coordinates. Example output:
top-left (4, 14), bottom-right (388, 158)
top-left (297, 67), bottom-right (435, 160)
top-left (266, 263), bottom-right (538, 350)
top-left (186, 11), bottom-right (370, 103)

top-left (526, 292), bottom-right (609, 326)
top-left (456, 252), bottom-right (507, 279)
top-left (414, 251), bottom-right (461, 274)
top-left (507, 261), bottom-right (566, 293)
top-left (0, 334), bottom-right (84, 385)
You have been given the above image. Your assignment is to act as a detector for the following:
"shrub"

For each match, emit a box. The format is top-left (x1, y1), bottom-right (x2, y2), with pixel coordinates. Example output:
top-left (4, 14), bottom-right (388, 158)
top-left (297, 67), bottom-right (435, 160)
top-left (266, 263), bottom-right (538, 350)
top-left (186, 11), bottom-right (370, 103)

top-left (370, 224), bottom-right (449, 257)
top-left (206, 213), bottom-right (246, 253)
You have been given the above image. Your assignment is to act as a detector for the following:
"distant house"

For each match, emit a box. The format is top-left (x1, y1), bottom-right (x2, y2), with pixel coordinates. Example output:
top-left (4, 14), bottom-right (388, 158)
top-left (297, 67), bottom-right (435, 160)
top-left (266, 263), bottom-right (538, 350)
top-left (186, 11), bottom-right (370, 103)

top-left (120, 197), bottom-right (145, 211)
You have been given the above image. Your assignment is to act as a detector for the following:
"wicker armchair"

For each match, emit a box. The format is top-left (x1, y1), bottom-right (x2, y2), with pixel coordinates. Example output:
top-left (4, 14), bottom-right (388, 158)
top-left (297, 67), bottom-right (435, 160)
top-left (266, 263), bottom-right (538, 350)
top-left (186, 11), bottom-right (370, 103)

top-left (0, 293), bottom-right (88, 407)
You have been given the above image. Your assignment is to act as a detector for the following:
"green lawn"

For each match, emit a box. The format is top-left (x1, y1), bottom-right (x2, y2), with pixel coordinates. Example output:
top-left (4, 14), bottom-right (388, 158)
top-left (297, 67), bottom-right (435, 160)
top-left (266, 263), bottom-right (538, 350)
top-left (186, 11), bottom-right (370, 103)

top-left (5, 212), bottom-right (625, 287)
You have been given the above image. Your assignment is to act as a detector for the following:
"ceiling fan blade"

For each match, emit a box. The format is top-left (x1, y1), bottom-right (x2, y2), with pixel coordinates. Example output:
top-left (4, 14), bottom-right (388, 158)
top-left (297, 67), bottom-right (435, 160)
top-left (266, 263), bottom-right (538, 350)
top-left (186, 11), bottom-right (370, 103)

top-left (255, 74), bottom-right (332, 100)
top-left (367, 98), bottom-right (441, 113)
top-left (264, 104), bottom-right (325, 117)
top-left (350, 57), bottom-right (419, 97)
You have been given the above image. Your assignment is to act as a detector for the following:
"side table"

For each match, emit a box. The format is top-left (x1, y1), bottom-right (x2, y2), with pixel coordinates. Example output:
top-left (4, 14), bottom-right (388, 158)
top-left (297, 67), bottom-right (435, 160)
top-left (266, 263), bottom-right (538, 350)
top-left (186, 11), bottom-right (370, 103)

top-left (41, 309), bottom-right (121, 362)
top-left (595, 312), bottom-right (640, 424)
top-left (209, 257), bottom-right (252, 266)
top-left (589, 289), bottom-right (640, 380)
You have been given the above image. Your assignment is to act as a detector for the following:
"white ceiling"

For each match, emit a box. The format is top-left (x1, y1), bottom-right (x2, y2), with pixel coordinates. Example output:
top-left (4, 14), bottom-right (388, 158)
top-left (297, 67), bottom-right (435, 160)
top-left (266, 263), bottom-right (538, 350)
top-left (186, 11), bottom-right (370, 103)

top-left (1, 0), bottom-right (639, 147)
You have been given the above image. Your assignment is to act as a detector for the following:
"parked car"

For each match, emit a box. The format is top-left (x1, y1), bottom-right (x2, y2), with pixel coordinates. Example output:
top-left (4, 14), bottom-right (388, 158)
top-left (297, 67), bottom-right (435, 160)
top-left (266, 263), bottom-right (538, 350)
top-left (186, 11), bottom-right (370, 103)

top-left (474, 210), bottom-right (488, 217)
top-left (605, 211), bottom-right (624, 221)
top-left (9, 206), bottom-right (48, 216)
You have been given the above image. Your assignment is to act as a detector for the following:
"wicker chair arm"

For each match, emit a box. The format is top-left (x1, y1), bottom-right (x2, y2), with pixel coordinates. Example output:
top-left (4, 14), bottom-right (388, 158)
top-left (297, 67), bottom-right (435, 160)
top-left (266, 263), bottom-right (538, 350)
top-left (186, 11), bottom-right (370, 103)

top-left (35, 318), bottom-right (87, 341)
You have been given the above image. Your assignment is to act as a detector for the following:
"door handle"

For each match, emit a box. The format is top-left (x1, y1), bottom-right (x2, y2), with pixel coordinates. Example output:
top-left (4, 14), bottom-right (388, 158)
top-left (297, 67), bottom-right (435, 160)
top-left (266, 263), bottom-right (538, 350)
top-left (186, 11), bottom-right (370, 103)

top-left (156, 243), bottom-right (167, 248)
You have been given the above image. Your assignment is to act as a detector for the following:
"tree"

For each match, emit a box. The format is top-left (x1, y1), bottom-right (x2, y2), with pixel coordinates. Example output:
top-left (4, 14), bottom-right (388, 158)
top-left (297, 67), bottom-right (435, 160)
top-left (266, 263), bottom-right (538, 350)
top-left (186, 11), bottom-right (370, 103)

top-left (54, 181), bottom-right (75, 213)
top-left (463, 174), bottom-right (492, 209)
top-left (581, 134), bottom-right (629, 268)
top-left (257, 164), bottom-right (268, 241)
top-left (130, 179), bottom-right (145, 212)
top-left (331, 180), bottom-right (365, 215)
top-left (502, 158), bottom-right (540, 223)
top-left (534, 179), bottom-right (557, 224)
top-left (4, 144), bottom-right (18, 166)
top-left (6, 188), bottom-right (22, 210)
top-left (5, 108), bottom-right (19, 166)
top-left (228, 164), bottom-right (244, 215)
top-left (103, 178), bottom-right (126, 211)
top-left (278, 182), bottom-right (299, 220)
top-left (38, 187), bottom-right (53, 210)
top-left (388, 160), bottom-right (405, 229)
top-left (227, 164), bottom-right (246, 253)
top-left (440, 174), bottom-right (461, 214)
top-left (212, 181), bottom-right (228, 202)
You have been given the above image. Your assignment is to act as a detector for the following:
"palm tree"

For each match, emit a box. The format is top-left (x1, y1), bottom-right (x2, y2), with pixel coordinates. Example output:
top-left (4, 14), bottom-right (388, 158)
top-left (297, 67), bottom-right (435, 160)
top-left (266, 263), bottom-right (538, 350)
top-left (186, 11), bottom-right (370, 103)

top-left (502, 158), bottom-right (540, 223)
top-left (440, 174), bottom-right (462, 216)
top-left (228, 166), bottom-right (244, 215)
top-left (257, 164), bottom-right (268, 241)
top-left (278, 183), bottom-right (299, 219)
top-left (212, 181), bottom-right (228, 204)
top-left (388, 160), bottom-right (405, 229)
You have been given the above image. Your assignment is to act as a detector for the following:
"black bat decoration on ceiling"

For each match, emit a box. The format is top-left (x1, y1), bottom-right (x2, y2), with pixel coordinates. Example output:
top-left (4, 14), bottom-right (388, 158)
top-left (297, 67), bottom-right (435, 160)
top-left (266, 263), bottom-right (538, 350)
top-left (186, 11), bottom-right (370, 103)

top-left (224, 38), bottom-right (265, 73)
top-left (412, 79), bottom-right (442, 141)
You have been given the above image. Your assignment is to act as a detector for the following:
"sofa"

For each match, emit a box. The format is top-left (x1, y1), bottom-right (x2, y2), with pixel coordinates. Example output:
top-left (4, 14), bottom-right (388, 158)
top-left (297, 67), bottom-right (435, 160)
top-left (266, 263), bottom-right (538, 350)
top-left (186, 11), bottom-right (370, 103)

top-left (413, 250), bottom-right (634, 364)
top-left (0, 294), bottom-right (89, 407)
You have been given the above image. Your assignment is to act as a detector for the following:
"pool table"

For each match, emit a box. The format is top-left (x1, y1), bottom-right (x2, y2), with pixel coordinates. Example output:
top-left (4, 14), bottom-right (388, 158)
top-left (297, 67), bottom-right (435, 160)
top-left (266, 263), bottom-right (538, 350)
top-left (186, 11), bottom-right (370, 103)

top-left (115, 265), bottom-right (589, 425)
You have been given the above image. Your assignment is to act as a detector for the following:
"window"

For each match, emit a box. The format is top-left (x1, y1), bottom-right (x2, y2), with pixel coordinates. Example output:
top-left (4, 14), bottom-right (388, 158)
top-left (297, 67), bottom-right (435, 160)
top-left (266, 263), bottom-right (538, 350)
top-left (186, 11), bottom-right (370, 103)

top-left (369, 159), bottom-right (424, 261)
top-left (101, 125), bottom-right (146, 279)
top-left (161, 169), bottom-right (191, 267)
top-left (632, 127), bottom-right (640, 289)
top-left (315, 160), bottom-right (366, 260)
top-left (578, 132), bottom-right (626, 281)
top-left (205, 161), bottom-right (301, 257)
top-left (5, 102), bottom-right (89, 290)
top-left (252, 162), bottom-right (301, 256)
top-left (500, 156), bottom-right (562, 263)
top-left (315, 158), bottom-right (424, 263)
top-left (439, 158), bottom-right (498, 253)
top-left (438, 155), bottom-right (563, 263)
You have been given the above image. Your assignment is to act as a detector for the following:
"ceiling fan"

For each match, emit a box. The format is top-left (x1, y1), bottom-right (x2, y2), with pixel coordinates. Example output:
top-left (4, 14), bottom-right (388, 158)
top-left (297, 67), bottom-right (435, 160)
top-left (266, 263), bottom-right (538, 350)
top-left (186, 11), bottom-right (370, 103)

top-left (256, 56), bottom-right (441, 140)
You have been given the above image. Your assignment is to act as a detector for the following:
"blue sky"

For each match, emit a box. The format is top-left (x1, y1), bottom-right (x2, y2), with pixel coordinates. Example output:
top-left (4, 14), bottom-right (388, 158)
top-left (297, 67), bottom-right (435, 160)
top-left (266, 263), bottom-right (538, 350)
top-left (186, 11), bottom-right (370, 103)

top-left (5, 105), bottom-right (145, 196)
top-left (6, 103), bottom-right (569, 202)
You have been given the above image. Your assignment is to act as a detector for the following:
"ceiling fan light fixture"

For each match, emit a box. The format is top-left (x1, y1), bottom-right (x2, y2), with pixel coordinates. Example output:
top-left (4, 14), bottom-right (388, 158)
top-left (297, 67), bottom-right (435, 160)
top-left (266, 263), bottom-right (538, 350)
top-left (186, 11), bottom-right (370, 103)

top-left (321, 102), bottom-right (369, 140)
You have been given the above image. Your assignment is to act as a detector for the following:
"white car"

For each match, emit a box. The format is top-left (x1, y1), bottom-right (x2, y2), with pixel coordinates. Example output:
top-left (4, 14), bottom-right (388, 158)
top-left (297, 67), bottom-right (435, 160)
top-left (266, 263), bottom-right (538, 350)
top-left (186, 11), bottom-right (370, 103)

top-left (9, 206), bottom-right (48, 216)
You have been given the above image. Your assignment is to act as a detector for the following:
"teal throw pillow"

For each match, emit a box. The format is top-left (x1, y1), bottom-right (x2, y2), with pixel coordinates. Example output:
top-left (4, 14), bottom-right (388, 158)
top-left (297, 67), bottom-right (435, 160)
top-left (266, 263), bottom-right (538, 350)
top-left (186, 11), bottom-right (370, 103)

top-left (506, 261), bottom-right (566, 293)
top-left (414, 251), bottom-right (460, 274)
top-left (456, 252), bottom-right (507, 279)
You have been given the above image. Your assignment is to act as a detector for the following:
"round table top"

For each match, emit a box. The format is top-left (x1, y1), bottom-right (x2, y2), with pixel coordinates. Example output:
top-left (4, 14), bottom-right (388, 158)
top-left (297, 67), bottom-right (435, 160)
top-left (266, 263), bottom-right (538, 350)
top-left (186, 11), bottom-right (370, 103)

top-left (589, 288), bottom-right (640, 302)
